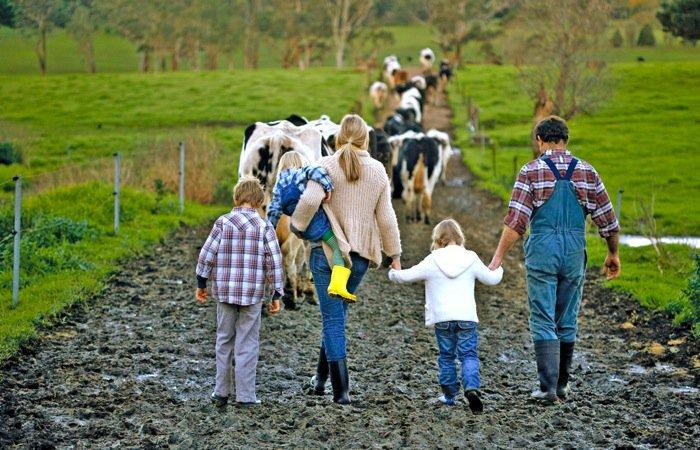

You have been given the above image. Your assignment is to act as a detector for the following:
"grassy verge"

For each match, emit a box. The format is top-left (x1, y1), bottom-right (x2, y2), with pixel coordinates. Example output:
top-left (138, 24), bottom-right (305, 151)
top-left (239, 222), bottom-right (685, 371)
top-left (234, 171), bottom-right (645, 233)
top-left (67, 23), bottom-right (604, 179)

top-left (0, 182), bottom-right (221, 361)
top-left (448, 61), bottom-right (699, 331)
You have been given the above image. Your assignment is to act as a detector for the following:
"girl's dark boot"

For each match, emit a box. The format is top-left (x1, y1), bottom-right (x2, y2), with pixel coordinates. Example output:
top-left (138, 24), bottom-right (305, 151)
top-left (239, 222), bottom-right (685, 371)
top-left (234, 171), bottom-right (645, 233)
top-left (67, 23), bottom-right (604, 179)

top-left (329, 358), bottom-right (351, 404)
top-left (531, 339), bottom-right (560, 404)
top-left (557, 341), bottom-right (575, 399)
top-left (308, 347), bottom-right (329, 395)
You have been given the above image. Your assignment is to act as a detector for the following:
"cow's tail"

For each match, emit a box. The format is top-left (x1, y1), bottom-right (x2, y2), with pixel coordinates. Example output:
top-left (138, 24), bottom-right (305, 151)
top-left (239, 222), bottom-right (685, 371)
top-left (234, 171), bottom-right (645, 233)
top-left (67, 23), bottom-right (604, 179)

top-left (414, 154), bottom-right (426, 195)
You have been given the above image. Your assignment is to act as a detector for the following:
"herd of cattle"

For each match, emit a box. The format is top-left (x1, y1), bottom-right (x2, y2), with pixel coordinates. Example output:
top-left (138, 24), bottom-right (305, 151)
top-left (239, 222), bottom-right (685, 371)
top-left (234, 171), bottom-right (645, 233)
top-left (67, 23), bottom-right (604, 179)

top-left (236, 48), bottom-right (455, 306)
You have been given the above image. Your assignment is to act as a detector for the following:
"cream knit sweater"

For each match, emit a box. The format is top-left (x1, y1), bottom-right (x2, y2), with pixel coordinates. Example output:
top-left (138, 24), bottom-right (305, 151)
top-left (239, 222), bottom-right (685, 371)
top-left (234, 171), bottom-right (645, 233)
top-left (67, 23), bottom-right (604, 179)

top-left (291, 150), bottom-right (401, 267)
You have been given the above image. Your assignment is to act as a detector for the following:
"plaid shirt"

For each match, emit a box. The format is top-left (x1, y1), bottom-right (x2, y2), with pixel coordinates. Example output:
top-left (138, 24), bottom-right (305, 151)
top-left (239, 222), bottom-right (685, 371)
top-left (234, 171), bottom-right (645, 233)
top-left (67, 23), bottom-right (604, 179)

top-left (196, 207), bottom-right (284, 305)
top-left (504, 149), bottom-right (620, 237)
top-left (267, 165), bottom-right (334, 228)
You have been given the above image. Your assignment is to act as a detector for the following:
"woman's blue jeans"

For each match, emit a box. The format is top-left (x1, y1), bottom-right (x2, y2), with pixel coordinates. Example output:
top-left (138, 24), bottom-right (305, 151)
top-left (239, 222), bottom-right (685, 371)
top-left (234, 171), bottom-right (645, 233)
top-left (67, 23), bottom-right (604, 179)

top-left (309, 246), bottom-right (369, 361)
top-left (434, 320), bottom-right (480, 396)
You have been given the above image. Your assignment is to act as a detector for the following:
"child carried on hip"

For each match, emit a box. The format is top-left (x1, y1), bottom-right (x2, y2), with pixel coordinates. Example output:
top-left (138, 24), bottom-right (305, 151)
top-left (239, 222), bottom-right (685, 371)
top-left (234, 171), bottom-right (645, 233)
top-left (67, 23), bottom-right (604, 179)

top-left (388, 218), bottom-right (503, 413)
top-left (268, 151), bottom-right (356, 302)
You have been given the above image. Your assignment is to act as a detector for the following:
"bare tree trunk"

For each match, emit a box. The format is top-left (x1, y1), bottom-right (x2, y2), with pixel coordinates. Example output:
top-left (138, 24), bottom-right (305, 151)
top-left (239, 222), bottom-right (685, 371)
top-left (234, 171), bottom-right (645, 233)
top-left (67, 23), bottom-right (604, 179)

top-left (36, 20), bottom-right (47, 75)
top-left (139, 45), bottom-right (151, 72)
top-left (335, 38), bottom-right (345, 68)
top-left (172, 38), bottom-right (181, 71)
top-left (205, 48), bottom-right (219, 70)
top-left (243, 0), bottom-right (260, 69)
top-left (194, 39), bottom-right (201, 71)
top-left (85, 38), bottom-right (96, 73)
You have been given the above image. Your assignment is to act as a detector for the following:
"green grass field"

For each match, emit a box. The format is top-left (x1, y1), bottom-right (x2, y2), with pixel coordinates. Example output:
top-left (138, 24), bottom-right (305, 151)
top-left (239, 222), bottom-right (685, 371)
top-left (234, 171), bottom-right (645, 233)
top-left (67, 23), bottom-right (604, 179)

top-left (0, 25), bottom-right (445, 75)
top-left (449, 60), bottom-right (700, 332)
top-left (0, 68), bottom-right (366, 361)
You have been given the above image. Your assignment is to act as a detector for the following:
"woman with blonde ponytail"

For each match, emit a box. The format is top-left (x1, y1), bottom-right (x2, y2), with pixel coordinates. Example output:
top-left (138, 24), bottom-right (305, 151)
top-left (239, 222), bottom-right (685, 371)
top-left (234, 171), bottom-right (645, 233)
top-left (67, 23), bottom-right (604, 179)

top-left (292, 114), bottom-right (402, 405)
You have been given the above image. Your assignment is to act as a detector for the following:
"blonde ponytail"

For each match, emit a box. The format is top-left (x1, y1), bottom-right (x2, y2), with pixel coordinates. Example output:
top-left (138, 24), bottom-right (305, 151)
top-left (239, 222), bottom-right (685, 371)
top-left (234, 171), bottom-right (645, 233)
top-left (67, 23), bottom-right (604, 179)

top-left (336, 114), bottom-right (369, 183)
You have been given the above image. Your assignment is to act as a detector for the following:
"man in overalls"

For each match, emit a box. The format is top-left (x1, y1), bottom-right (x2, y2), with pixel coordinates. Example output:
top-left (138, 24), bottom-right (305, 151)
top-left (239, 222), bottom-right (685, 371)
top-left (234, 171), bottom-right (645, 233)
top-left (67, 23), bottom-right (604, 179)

top-left (489, 116), bottom-right (621, 403)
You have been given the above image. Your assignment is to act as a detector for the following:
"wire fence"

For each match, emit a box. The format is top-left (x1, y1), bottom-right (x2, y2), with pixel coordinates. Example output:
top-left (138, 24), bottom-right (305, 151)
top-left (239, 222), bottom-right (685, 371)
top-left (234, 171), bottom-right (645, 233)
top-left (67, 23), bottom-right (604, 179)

top-left (6, 142), bottom-right (188, 308)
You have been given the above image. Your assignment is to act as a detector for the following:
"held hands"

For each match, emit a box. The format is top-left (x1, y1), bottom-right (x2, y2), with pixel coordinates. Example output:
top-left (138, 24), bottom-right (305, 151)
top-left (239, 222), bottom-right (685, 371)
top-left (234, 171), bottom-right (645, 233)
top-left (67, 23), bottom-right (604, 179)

top-left (603, 252), bottom-right (621, 280)
top-left (488, 254), bottom-right (503, 271)
top-left (268, 299), bottom-right (281, 315)
top-left (195, 288), bottom-right (208, 304)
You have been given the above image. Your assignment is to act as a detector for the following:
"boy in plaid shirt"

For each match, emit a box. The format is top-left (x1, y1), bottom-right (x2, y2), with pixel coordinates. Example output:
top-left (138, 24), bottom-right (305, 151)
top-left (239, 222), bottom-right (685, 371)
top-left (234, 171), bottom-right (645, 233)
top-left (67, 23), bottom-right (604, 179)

top-left (195, 176), bottom-right (284, 407)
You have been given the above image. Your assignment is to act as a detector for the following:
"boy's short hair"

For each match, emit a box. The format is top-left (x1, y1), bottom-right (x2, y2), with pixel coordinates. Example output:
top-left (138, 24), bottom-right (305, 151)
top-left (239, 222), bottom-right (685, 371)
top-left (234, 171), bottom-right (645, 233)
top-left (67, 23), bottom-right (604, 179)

top-left (233, 176), bottom-right (265, 207)
top-left (431, 218), bottom-right (465, 251)
top-left (534, 115), bottom-right (569, 143)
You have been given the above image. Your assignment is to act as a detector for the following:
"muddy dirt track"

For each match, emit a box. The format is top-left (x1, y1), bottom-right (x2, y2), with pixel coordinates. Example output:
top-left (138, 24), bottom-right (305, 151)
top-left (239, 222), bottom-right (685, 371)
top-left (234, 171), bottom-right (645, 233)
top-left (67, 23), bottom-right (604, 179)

top-left (1, 79), bottom-right (698, 449)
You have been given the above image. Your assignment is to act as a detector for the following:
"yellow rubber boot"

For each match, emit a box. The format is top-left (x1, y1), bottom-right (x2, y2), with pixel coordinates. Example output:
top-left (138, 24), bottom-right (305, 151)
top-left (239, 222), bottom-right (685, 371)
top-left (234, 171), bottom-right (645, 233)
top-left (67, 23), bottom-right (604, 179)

top-left (327, 265), bottom-right (357, 302)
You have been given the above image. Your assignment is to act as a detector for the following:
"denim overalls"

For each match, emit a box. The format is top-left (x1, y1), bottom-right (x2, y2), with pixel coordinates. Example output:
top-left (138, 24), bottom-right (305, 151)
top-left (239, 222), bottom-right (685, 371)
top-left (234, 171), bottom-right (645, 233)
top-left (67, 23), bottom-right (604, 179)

top-left (524, 157), bottom-right (586, 344)
top-left (280, 181), bottom-right (330, 242)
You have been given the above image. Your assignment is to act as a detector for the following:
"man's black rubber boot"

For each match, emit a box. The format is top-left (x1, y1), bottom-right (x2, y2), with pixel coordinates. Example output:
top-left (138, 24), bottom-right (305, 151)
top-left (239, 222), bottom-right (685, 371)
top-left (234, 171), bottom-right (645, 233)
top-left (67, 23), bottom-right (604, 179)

top-left (308, 347), bottom-right (329, 395)
top-left (329, 358), bottom-right (351, 404)
top-left (532, 339), bottom-right (560, 404)
top-left (557, 341), bottom-right (575, 399)
top-left (465, 390), bottom-right (484, 414)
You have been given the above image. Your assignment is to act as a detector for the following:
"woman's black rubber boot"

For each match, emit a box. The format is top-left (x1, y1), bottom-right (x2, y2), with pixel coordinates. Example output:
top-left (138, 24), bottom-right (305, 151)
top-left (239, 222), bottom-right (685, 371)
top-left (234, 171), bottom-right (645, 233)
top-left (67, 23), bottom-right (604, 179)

top-left (329, 358), bottom-right (351, 404)
top-left (557, 341), bottom-right (575, 399)
top-left (308, 347), bottom-right (329, 395)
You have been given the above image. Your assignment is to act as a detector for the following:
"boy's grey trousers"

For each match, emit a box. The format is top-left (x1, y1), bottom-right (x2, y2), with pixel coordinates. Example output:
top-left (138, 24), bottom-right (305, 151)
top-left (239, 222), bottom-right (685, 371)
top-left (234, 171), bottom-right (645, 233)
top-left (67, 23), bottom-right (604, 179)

top-left (214, 301), bottom-right (262, 402)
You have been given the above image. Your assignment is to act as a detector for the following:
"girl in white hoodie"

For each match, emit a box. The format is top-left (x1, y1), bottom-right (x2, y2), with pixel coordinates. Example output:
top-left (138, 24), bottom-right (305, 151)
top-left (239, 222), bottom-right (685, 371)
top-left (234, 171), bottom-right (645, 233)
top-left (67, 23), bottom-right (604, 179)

top-left (388, 219), bottom-right (503, 413)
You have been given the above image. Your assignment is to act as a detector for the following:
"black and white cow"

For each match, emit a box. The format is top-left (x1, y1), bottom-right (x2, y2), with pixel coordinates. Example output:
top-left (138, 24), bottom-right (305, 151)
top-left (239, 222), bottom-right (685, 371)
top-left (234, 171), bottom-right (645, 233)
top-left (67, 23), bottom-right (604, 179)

top-left (394, 135), bottom-right (442, 224)
top-left (369, 81), bottom-right (389, 109)
top-left (425, 129), bottom-right (453, 183)
top-left (383, 55), bottom-right (401, 89)
top-left (420, 48), bottom-right (435, 71)
top-left (383, 111), bottom-right (422, 136)
top-left (239, 117), bottom-right (327, 199)
top-left (398, 86), bottom-right (424, 124)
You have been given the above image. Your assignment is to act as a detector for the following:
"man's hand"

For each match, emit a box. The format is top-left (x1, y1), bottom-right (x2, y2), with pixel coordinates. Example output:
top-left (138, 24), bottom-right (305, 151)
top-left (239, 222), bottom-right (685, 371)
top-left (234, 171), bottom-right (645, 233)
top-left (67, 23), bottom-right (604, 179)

top-left (323, 191), bottom-right (332, 203)
top-left (196, 288), bottom-right (208, 304)
top-left (488, 254), bottom-right (503, 271)
top-left (603, 252), bottom-right (621, 280)
top-left (268, 299), bottom-right (281, 315)
top-left (390, 256), bottom-right (401, 271)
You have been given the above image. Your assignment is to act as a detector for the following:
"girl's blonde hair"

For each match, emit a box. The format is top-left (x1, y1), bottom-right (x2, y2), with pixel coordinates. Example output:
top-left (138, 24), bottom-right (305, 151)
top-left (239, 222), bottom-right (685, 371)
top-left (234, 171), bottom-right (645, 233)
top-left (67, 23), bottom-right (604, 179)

top-left (336, 114), bottom-right (369, 183)
top-left (276, 151), bottom-right (309, 181)
top-left (431, 218), bottom-right (465, 251)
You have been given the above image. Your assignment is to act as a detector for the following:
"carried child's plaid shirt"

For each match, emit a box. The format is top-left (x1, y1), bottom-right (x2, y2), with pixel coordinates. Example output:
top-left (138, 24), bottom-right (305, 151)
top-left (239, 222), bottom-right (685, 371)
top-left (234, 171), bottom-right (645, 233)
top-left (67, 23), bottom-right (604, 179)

top-left (196, 207), bottom-right (284, 305)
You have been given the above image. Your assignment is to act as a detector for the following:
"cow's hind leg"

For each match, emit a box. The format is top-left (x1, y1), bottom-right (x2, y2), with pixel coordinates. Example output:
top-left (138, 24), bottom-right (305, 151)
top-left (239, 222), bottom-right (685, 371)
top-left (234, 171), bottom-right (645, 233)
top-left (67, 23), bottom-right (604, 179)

top-left (422, 192), bottom-right (432, 225)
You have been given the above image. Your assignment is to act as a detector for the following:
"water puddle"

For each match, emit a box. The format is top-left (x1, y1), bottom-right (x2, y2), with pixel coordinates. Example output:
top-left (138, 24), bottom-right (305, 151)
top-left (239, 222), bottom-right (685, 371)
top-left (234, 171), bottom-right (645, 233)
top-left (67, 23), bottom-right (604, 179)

top-left (608, 375), bottom-right (628, 385)
top-left (136, 372), bottom-right (159, 382)
top-left (620, 235), bottom-right (700, 249)
top-left (628, 364), bottom-right (648, 375)
top-left (666, 386), bottom-right (699, 395)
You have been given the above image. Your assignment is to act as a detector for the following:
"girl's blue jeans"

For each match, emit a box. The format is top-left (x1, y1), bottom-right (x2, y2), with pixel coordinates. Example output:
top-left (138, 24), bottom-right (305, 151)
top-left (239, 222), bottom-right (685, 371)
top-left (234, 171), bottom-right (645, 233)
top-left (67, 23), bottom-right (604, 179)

top-left (309, 246), bottom-right (369, 361)
top-left (434, 320), bottom-right (480, 397)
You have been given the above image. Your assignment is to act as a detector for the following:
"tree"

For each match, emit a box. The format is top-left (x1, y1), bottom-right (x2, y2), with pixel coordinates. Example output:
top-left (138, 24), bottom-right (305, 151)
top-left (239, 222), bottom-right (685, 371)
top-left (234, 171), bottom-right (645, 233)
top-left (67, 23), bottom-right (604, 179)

top-left (243, 0), bottom-right (262, 69)
top-left (637, 23), bottom-right (656, 45)
top-left (67, 1), bottom-right (100, 73)
top-left (98, 0), bottom-right (158, 72)
top-left (427, 0), bottom-right (508, 66)
top-left (14, 0), bottom-right (59, 74)
top-left (508, 0), bottom-right (614, 120)
top-left (612, 29), bottom-right (624, 47)
top-left (268, 0), bottom-right (330, 70)
top-left (657, 0), bottom-right (700, 44)
top-left (322, 0), bottom-right (373, 68)
top-left (0, 0), bottom-right (15, 27)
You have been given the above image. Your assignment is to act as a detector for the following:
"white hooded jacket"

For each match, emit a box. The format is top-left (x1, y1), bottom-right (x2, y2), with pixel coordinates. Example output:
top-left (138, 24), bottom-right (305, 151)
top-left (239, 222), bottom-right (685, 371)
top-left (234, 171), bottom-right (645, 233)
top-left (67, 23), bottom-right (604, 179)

top-left (388, 245), bottom-right (503, 326)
